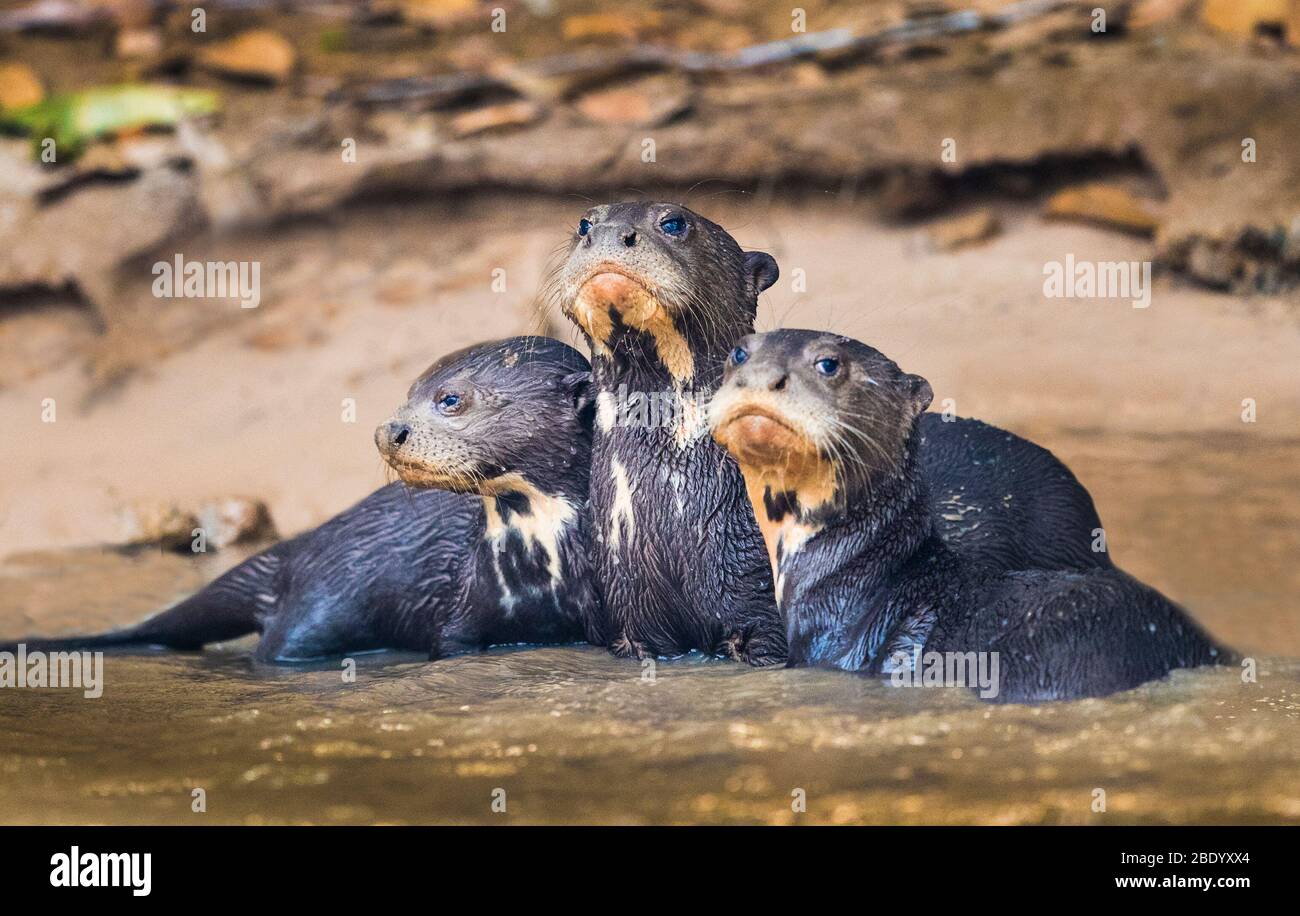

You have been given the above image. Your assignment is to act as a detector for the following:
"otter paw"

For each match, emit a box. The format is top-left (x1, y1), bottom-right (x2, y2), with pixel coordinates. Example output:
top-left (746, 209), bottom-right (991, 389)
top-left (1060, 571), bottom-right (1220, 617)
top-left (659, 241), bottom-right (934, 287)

top-left (609, 634), bottom-right (648, 660)
top-left (736, 630), bottom-right (789, 668)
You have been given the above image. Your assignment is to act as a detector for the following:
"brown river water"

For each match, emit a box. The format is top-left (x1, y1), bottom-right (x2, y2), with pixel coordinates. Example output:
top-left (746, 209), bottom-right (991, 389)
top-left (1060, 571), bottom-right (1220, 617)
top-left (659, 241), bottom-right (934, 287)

top-left (1, 429), bottom-right (1298, 825)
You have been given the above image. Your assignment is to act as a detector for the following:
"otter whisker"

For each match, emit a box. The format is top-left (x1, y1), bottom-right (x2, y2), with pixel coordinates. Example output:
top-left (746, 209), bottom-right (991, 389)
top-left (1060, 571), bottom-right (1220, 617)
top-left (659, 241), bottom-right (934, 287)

top-left (821, 414), bottom-right (896, 477)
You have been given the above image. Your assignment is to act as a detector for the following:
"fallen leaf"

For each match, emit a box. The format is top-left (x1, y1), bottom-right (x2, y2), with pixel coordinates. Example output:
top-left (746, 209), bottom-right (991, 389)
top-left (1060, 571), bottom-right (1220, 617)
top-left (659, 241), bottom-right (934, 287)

top-left (401, 0), bottom-right (480, 28)
top-left (1200, 0), bottom-right (1291, 38)
top-left (448, 100), bottom-right (542, 138)
top-left (197, 29), bottom-right (297, 84)
top-left (0, 62), bottom-right (43, 110)
top-left (0, 84), bottom-right (219, 159)
top-left (574, 73), bottom-right (690, 127)
top-left (562, 12), bottom-right (662, 42)
top-left (926, 209), bottom-right (1002, 252)
top-left (1045, 183), bottom-right (1161, 236)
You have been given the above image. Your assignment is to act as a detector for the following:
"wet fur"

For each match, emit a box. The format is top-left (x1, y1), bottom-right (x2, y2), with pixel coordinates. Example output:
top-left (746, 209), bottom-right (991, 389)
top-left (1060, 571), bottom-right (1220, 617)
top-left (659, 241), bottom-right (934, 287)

top-left (549, 202), bottom-right (787, 663)
top-left (918, 414), bottom-right (1110, 572)
top-left (548, 202), bottom-right (1112, 666)
top-left (720, 331), bottom-right (1229, 702)
top-left (2, 338), bottom-right (603, 663)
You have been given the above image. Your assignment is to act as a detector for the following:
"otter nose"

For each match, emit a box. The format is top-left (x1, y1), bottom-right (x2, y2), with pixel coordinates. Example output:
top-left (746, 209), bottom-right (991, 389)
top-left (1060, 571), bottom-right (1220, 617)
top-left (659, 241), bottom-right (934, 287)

top-left (588, 221), bottom-right (639, 250)
top-left (735, 364), bottom-right (789, 392)
top-left (377, 420), bottom-right (411, 452)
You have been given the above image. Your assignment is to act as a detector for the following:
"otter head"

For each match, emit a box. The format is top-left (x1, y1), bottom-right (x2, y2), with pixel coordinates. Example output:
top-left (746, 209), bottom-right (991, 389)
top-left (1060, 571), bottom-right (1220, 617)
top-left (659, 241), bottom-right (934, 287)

top-left (548, 202), bottom-right (778, 386)
top-left (709, 329), bottom-right (932, 570)
top-left (376, 336), bottom-right (593, 498)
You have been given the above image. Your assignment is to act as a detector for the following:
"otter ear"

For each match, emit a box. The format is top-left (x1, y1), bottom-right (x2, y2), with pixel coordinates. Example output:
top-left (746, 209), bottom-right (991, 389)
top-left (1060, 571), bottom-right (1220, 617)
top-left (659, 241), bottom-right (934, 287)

top-left (743, 251), bottom-right (779, 295)
top-left (561, 370), bottom-right (595, 416)
top-left (904, 373), bottom-right (933, 416)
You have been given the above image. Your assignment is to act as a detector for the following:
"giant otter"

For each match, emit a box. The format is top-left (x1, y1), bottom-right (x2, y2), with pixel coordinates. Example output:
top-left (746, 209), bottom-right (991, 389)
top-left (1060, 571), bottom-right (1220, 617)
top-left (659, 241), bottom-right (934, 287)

top-left (2, 337), bottom-right (602, 662)
top-left (548, 202), bottom-right (1109, 665)
top-left (710, 329), bottom-right (1228, 701)
top-left (549, 202), bottom-right (787, 664)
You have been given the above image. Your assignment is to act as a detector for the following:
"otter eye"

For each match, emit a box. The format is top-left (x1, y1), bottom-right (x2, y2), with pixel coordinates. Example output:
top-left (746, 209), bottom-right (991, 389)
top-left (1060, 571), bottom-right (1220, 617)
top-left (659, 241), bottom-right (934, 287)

top-left (814, 357), bottom-right (839, 377)
top-left (659, 215), bottom-right (687, 237)
top-left (436, 393), bottom-right (462, 415)
top-left (577, 218), bottom-right (592, 237)
top-left (730, 346), bottom-right (749, 366)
